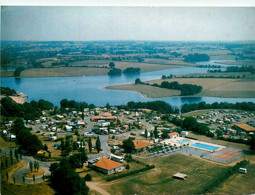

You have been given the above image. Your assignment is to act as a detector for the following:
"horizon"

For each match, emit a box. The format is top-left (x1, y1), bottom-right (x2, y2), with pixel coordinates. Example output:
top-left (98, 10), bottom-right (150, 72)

top-left (2, 6), bottom-right (255, 42)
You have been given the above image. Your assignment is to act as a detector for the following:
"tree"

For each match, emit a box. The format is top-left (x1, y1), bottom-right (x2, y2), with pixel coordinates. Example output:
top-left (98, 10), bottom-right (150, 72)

top-left (13, 176), bottom-right (16, 184)
top-left (22, 175), bottom-right (25, 184)
top-left (145, 129), bottom-right (148, 139)
top-left (109, 62), bottom-right (115, 68)
top-left (34, 160), bottom-right (37, 171)
top-left (135, 78), bottom-right (142, 84)
top-left (150, 131), bottom-right (153, 140)
top-left (14, 149), bottom-right (19, 162)
top-left (50, 159), bottom-right (89, 195)
top-left (29, 161), bottom-right (33, 172)
top-left (96, 136), bottom-right (101, 153)
top-left (122, 138), bottom-right (135, 153)
top-left (88, 137), bottom-right (92, 153)
top-left (154, 126), bottom-right (158, 139)
top-left (43, 144), bottom-right (48, 151)
top-left (84, 174), bottom-right (92, 181)
top-left (250, 134), bottom-right (255, 154)
top-left (81, 112), bottom-right (85, 120)
top-left (6, 172), bottom-right (9, 182)
top-left (10, 150), bottom-right (13, 164)
top-left (14, 66), bottom-right (25, 78)
top-left (33, 175), bottom-right (35, 184)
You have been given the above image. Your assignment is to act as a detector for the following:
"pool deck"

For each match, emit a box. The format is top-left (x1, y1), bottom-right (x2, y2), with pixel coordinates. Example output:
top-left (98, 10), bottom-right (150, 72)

top-left (160, 137), bottom-right (225, 152)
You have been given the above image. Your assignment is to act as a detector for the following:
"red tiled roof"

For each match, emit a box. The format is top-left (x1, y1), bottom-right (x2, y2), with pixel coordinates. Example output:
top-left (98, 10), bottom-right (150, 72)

top-left (168, 132), bottom-right (179, 136)
top-left (105, 116), bottom-right (117, 120)
top-left (235, 124), bottom-right (255, 132)
top-left (91, 116), bottom-right (103, 120)
top-left (133, 140), bottom-right (152, 150)
top-left (94, 157), bottom-right (123, 170)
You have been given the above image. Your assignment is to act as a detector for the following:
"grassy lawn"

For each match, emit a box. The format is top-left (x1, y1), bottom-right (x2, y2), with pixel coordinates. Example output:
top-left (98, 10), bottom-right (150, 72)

top-left (102, 154), bottom-right (226, 195)
top-left (213, 163), bottom-right (255, 194)
top-left (1, 182), bottom-right (55, 195)
top-left (26, 168), bottom-right (45, 178)
top-left (0, 136), bottom-right (17, 149)
top-left (105, 77), bottom-right (246, 98)
top-left (105, 84), bottom-right (180, 98)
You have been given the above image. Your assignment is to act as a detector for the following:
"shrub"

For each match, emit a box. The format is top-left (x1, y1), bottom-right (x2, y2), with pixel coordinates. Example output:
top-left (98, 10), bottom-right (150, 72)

top-left (84, 174), bottom-right (92, 181)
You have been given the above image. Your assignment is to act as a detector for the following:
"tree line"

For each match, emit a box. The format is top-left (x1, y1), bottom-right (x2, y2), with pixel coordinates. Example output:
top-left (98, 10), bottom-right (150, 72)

top-left (108, 67), bottom-right (141, 75)
top-left (1, 97), bottom-right (54, 120)
top-left (126, 100), bottom-right (179, 114)
top-left (153, 81), bottom-right (203, 96)
top-left (181, 101), bottom-right (255, 113)
top-left (184, 53), bottom-right (210, 63)
top-left (1, 87), bottom-right (17, 96)
top-left (60, 99), bottom-right (95, 111)
top-left (13, 118), bottom-right (43, 155)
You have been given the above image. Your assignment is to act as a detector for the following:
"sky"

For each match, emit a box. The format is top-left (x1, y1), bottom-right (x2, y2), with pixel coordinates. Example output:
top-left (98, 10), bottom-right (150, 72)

top-left (1, 6), bottom-right (255, 41)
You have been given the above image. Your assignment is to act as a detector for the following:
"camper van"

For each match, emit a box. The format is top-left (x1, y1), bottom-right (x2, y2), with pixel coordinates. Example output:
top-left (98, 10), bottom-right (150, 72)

top-left (238, 168), bottom-right (247, 174)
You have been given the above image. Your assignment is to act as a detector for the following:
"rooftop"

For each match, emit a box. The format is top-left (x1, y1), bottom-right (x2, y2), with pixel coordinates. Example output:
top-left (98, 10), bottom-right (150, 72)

top-left (173, 173), bottom-right (187, 180)
top-left (168, 132), bottom-right (179, 136)
top-left (94, 157), bottom-right (123, 171)
top-left (234, 124), bottom-right (255, 132)
top-left (133, 140), bottom-right (152, 150)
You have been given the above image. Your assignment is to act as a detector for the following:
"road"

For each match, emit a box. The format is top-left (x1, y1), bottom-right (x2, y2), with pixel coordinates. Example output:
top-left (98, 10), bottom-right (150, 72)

top-left (1, 149), bottom-right (52, 184)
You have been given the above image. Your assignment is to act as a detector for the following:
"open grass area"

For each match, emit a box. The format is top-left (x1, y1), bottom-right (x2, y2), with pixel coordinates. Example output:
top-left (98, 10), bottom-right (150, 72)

top-left (0, 71), bottom-right (14, 77)
top-left (25, 168), bottom-right (45, 179)
top-left (105, 77), bottom-right (245, 98)
top-left (0, 136), bottom-right (17, 149)
top-left (202, 80), bottom-right (255, 98)
top-left (213, 163), bottom-right (255, 194)
top-left (105, 84), bottom-right (180, 98)
top-left (1, 181), bottom-right (55, 195)
top-left (20, 67), bottom-right (109, 77)
top-left (1, 60), bottom-right (192, 78)
top-left (101, 154), bottom-right (226, 195)
top-left (148, 78), bottom-right (238, 90)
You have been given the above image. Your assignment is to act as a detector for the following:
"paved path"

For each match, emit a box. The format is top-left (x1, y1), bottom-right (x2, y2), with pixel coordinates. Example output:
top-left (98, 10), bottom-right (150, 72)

top-left (87, 182), bottom-right (110, 195)
top-left (1, 149), bottom-right (52, 184)
top-left (87, 135), bottom-right (110, 160)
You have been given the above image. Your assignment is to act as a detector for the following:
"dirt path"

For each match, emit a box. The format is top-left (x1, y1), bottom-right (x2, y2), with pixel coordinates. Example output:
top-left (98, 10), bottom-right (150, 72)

top-left (87, 182), bottom-right (110, 195)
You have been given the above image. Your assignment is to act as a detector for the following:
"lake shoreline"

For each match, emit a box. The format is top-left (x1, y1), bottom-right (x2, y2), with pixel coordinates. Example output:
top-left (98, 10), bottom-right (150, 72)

top-left (0, 65), bottom-right (189, 78)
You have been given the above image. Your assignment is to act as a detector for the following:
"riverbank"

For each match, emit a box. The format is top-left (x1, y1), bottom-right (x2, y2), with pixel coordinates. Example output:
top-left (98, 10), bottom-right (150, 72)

top-left (0, 93), bottom-right (27, 104)
top-left (105, 78), bottom-right (255, 98)
top-left (0, 62), bottom-right (191, 78)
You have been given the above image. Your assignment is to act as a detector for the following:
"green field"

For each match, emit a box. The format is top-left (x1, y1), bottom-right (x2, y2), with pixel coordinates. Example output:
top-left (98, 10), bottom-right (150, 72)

top-left (213, 163), bottom-right (255, 194)
top-left (103, 154), bottom-right (226, 195)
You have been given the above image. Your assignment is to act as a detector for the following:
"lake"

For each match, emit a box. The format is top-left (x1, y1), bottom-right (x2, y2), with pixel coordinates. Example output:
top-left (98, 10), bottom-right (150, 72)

top-left (1, 65), bottom-right (255, 108)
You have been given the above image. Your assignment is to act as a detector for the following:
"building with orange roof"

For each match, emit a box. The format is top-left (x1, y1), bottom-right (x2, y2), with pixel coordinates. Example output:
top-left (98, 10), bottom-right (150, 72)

top-left (133, 140), bottom-right (153, 152)
top-left (91, 113), bottom-right (117, 121)
top-left (91, 115), bottom-right (103, 120)
top-left (234, 124), bottom-right (255, 133)
top-left (94, 157), bottom-right (124, 174)
top-left (99, 112), bottom-right (112, 117)
top-left (168, 132), bottom-right (179, 139)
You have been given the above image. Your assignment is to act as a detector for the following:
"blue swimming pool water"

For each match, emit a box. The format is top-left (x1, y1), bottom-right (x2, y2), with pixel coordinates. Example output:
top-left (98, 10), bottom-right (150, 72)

top-left (176, 139), bottom-right (191, 144)
top-left (191, 143), bottom-right (219, 151)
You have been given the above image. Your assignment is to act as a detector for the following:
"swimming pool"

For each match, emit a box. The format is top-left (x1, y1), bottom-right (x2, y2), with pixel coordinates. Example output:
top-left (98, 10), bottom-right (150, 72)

top-left (191, 143), bottom-right (219, 151)
top-left (176, 139), bottom-right (191, 144)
